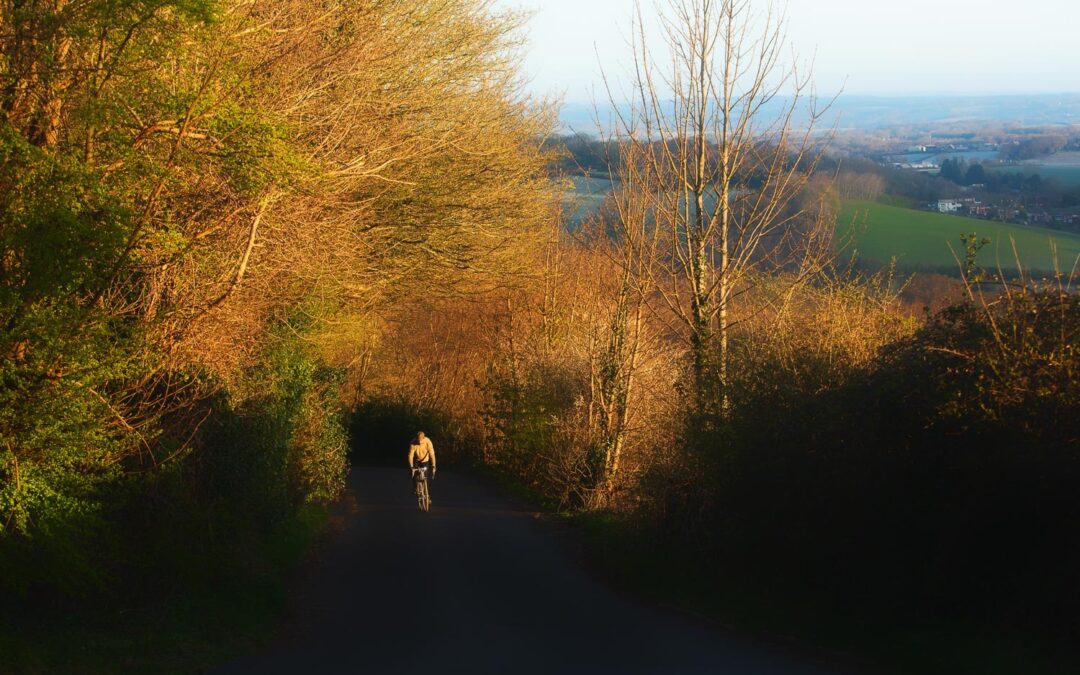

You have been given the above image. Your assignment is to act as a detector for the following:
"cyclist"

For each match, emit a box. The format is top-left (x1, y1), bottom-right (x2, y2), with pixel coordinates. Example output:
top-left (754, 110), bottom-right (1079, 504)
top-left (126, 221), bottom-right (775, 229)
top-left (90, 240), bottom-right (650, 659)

top-left (408, 431), bottom-right (437, 487)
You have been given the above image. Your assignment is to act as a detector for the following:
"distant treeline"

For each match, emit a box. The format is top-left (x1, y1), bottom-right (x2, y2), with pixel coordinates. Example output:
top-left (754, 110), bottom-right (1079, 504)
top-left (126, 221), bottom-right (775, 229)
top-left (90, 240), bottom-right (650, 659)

top-left (837, 156), bottom-right (1080, 213)
top-left (547, 133), bottom-right (615, 176)
top-left (552, 132), bottom-right (1080, 210)
top-left (939, 157), bottom-right (1080, 203)
top-left (1001, 134), bottom-right (1076, 161)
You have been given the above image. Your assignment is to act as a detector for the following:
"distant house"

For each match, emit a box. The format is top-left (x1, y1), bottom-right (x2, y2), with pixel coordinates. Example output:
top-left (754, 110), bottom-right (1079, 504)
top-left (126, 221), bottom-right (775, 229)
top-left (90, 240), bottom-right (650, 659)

top-left (893, 161), bottom-right (939, 172)
top-left (937, 199), bottom-right (963, 213)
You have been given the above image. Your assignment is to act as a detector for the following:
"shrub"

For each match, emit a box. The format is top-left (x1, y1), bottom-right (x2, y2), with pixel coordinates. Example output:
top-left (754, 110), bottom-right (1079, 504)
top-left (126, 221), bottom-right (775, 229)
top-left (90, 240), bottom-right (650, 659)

top-left (703, 284), bottom-right (1080, 637)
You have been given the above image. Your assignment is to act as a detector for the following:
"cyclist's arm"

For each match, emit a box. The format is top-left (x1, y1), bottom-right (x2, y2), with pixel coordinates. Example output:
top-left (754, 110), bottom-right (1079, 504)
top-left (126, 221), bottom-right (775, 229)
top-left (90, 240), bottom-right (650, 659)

top-left (427, 439), bottom-right (436, 472)
top-left (407, 445), bottom-right (416, 469)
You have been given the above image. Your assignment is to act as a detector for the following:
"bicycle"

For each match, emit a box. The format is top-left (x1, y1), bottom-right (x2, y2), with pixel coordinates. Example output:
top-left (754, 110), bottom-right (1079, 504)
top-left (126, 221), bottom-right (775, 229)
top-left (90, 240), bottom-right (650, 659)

top-left (412, 466), bottom-right (431, 512)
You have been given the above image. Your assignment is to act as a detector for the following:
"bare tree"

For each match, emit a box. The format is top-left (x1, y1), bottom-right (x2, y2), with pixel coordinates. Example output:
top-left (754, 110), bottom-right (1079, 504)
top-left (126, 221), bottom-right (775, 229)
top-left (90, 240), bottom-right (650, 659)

top-left (584, 140), bottom-right (662, 502)
top-left (605, 0), bottom-right (834, 418)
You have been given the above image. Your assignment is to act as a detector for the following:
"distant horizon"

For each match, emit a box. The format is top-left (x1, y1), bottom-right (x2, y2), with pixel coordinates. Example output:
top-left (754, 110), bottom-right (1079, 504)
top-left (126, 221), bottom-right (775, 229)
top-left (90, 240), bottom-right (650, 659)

top-left (555, 92), bottom-right (1080, 133)
top-left (558, 91), bottom-right (1080, 104)
top-left (496, 0), bottom-right (1080, 102)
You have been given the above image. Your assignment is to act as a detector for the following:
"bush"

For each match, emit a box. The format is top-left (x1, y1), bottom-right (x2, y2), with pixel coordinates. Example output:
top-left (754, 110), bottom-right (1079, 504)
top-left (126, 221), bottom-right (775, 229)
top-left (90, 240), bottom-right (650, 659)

top-left (705, 286), bottom-right (1080, 642)
top-left (481, 360), bottom-right (597, 509)
top-left (196, 337), bottom-right (349, 521)
top-left (0, 332), bottom-right (349, 603)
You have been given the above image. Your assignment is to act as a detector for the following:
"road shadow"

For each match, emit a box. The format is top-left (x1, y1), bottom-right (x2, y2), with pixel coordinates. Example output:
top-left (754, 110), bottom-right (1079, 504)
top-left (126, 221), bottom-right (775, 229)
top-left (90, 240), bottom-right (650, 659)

top-left (213, 468), bottom-right (861, 675)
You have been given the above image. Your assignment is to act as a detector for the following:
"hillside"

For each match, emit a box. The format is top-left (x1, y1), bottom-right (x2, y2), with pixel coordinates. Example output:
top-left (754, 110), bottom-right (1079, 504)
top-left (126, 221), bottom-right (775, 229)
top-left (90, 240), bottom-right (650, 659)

top-left (839, 200), bottom-right (1080, 274)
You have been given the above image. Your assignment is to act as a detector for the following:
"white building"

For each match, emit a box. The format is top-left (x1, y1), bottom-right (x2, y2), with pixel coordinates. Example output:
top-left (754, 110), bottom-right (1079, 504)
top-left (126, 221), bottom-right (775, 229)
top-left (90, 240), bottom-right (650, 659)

top-left (937, 199), bottom-right (962, 213)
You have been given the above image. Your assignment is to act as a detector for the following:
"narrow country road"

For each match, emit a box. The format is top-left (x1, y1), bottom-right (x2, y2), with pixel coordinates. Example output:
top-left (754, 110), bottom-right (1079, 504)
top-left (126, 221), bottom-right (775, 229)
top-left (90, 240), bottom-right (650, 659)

top-left (214, 468), bottom-right (860, 675)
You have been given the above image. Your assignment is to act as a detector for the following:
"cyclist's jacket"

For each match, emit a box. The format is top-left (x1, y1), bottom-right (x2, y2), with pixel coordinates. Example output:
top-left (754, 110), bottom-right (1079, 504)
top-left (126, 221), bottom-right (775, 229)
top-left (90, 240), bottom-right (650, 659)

top-left (408, 437), bottom-right (436, 470)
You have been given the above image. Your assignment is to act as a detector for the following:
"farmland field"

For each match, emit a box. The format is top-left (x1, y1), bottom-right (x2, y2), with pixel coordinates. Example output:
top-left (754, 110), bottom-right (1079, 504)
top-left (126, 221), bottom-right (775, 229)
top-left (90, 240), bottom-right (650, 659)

top-left (564, 182), bottom-right (1080, 275)
top-left (990, 164), bottom-right (1080, 186)
top-left (839, 200), bottom-right (1080, 274)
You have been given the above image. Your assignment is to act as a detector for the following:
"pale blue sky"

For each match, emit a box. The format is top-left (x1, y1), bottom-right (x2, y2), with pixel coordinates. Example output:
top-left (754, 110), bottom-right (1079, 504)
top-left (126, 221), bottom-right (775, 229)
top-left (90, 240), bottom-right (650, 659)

top-left (494, 0), bottom-right (1080, 101)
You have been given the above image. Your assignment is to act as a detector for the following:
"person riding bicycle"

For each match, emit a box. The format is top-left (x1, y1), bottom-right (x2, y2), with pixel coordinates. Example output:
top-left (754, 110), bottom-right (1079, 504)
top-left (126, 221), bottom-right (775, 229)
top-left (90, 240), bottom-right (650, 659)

top-left (408, 431), bottom-right (437, 484)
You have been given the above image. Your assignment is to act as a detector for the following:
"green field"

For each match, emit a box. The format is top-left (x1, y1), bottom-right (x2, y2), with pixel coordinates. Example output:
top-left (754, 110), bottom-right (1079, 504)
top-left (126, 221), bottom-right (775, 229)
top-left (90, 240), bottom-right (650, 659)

top-left (839, 200), bottom-right (1080, 274)
top-left (990, 164), bottom-right (1080, 186)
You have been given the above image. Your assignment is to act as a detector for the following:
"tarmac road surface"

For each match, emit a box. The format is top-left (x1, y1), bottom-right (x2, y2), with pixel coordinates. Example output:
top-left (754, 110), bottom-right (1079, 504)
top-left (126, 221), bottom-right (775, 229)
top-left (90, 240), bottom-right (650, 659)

top-left (214, 468), bottom-right (862, 675)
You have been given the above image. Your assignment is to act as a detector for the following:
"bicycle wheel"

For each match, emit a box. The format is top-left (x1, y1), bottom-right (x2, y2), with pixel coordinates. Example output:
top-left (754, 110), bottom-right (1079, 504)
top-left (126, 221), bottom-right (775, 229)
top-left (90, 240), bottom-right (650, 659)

top-left (419, 479), bottom-right (430, 512)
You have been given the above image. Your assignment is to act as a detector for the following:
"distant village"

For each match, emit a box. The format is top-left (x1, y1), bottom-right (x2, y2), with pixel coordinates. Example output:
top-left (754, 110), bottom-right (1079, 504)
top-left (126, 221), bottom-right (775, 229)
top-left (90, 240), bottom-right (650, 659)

top-left (931, 197), bottom-right (1080, 228)
top-left (866, 133), bottom-right (1080, 233)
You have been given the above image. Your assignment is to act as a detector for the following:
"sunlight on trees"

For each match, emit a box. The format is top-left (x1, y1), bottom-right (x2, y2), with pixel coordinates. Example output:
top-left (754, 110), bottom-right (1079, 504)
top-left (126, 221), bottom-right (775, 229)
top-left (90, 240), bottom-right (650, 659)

top-left (0, 0), bottom-right (552, 560)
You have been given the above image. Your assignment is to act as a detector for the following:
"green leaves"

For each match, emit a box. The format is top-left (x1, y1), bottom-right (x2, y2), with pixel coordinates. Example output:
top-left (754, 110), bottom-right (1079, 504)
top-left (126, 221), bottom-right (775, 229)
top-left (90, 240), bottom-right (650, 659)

top-left (0, 298), bottom-right (142, 537)
top-left (0, 125), bottom-right (129, 300)
top-left (208, 102), bottom-right (305, 194)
